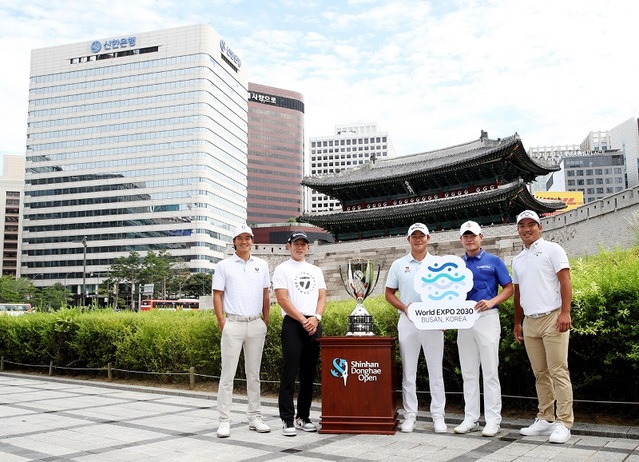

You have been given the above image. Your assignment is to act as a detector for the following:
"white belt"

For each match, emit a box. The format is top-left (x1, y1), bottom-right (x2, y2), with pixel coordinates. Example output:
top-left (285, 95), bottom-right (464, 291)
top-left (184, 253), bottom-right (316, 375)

top-left (526, 308), bottom-right (559, 319)
top-left (225, 314), bottom-right (261, 322)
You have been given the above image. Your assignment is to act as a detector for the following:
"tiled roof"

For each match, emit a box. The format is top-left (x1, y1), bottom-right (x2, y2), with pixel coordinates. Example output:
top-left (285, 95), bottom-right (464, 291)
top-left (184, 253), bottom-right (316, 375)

top-left (303, 134), bottom-right (558, 191)
top-left (299, 179), bottom-right (565, 236)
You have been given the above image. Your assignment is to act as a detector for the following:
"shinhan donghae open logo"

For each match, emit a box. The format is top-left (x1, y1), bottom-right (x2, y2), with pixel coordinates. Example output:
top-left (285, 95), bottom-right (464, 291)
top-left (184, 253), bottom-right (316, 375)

top-left (331, 357), bottom-right (381, 385)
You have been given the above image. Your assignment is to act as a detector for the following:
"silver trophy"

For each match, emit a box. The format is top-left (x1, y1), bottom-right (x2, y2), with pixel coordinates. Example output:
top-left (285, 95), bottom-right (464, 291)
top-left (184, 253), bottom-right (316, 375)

top-left (339, 259), bottom-right (380, 336)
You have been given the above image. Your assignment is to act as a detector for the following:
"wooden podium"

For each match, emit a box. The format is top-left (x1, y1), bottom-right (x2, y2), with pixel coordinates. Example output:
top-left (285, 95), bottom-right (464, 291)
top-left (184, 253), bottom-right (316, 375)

top-left (318, 336), bottom-right (398, 434)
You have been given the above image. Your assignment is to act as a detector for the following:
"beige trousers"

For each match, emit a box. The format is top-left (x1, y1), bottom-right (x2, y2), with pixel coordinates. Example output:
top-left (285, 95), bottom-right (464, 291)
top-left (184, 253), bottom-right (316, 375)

top-left (523, 310), bottom-right (574, 428)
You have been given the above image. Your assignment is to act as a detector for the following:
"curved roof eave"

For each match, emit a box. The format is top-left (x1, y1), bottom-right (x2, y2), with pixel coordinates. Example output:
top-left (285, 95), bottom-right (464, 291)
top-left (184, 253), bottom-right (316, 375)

top-left (299, 180), bottom-right (565, 227)
top-left (302, 134), bottom-right (557, 190)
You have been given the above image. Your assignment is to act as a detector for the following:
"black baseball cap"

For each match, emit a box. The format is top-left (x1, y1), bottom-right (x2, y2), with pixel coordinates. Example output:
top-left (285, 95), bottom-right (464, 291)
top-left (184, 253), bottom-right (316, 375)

top-left (287, 231), bottom-right (309, 244)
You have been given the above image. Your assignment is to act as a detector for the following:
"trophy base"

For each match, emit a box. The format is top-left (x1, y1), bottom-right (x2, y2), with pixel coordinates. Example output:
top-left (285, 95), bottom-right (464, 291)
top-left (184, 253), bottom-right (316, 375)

top-left (347, 315), bottom-right (374, 336)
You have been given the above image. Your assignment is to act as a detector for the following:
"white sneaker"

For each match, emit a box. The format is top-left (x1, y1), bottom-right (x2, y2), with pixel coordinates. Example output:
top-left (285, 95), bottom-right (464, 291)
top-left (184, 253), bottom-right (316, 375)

top-left (400, 414), bottom-right (416, 433)
top-left (216, 421), bottom-right (230, 438)
top-left (249, 417), bottom-right (271, 433)
top-left (282, 419), bottom-right (297, 437)
top-left (453, 420), bottom-right (479, 434)
top-left (520, 418), bottom-right (555, 436)
top-left (548, 422), bottom-right (571, 444)
top-left (482, 423), bottom-right (500, 437)
top-left (295, 417), bottom-right (318, 432)
top-left (433, 416), bottom-right (447, 433)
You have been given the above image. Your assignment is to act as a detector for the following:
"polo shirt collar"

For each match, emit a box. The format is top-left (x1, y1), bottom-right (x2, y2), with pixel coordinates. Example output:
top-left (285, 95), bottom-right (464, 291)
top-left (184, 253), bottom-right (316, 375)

top-left (407, 251), bottom-right (429, 263)
top-left (232, 252), bottom-right (254, 262)
top-left (526, 237), bottom-right (545, 251)
top-left (463, 248), bottom-right (485, 262)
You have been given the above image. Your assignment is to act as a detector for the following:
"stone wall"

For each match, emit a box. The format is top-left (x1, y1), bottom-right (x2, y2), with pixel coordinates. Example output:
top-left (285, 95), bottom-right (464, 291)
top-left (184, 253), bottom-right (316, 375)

top-left (247, 186), bottom-right (639, 302)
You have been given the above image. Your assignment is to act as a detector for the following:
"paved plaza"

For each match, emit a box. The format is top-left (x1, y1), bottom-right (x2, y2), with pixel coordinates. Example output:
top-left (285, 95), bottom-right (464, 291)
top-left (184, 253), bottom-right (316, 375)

top-left (0, 373), bottom-right (638, 461)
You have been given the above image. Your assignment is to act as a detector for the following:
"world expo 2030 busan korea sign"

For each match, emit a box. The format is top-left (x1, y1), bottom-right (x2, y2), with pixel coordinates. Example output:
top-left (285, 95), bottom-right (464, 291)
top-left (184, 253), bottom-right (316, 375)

top-left (407, 255), bottom-right (480, 330)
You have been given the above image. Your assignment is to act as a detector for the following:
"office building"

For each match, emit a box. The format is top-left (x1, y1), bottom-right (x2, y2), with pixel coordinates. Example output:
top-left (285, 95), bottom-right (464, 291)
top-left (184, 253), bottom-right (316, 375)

top-left (549, 153), bottom-right (625, 203)
top-left (580, 130), bottom-right (610, 152)
top-left (610, 117), bottom-right (639, 188)
top-left (247, 83), bottom-right (304, 224)
top-left (1, 156), bottom-right (25, 277)
top-left (22, 24), bottom-right (248, 293)
top-left (308, 123), bottom-right (396, 212)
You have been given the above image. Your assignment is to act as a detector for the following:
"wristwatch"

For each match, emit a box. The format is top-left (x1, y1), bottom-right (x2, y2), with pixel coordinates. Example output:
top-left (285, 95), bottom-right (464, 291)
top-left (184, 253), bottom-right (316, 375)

top-left (314, 314), bottom-right (322, 322)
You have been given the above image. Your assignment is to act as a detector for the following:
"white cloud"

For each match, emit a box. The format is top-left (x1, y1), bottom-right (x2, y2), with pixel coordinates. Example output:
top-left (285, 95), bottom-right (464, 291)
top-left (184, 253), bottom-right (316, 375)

top-left (1, 0), bottom-right (637, 168)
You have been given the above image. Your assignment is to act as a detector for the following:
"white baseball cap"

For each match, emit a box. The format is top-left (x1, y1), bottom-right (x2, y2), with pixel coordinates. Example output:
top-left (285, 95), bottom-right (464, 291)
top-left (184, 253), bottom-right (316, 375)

top-left (232, 223), bottom-right (253, 238)
top-left (516, 210), bottom-right (541, 225)
top-left (407, 223), bottom-right (430, 236)
top-left (459, 220), bottom-right (482, 236)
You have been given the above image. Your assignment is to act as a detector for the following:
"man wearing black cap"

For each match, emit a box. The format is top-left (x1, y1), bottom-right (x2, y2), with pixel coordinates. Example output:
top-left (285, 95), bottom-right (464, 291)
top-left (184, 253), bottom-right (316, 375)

top-left (273, 231), bottom-right (326, 436)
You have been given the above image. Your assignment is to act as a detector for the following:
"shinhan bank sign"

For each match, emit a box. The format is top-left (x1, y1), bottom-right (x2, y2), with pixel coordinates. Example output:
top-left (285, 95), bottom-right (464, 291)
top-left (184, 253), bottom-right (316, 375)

top-left (90, 36), bottom-right (137, 54)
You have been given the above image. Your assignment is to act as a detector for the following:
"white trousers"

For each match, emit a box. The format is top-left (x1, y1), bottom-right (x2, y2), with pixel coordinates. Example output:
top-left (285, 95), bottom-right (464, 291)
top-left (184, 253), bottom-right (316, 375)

top-left (456, 309), bottom-right (502, 425)
top-left (217, 318), bottom-right (267, 423)
top-left (398, 313), bottom-right (445, 418)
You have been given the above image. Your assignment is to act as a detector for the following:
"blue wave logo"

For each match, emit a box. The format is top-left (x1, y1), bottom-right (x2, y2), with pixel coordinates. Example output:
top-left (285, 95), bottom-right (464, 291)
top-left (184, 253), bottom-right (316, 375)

top-left (421, 261), bottom-right (467, 301)
top-left (330, 358), bottom-right (348, 386)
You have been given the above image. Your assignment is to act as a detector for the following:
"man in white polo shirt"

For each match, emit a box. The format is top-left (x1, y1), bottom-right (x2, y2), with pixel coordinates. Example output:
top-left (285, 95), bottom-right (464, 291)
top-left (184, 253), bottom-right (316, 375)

top-left (385, 223), bottom-right (447, 434)
top-left (213, 223), bottom-right (271, 438)
top-left (512, 210), bottom-right (573, 444)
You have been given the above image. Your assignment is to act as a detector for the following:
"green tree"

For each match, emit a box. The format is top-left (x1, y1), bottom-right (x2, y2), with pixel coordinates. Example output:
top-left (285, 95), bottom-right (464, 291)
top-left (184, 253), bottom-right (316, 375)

top-left (110, 252), bottom-right (142, 310)
top-left (169, 259), bottom-right (192, 298)
top-left (39, 283), bottom-right (72, 311)
top-left (0, 276), bottom-right (36, 303)
top-left (183, 273), bottom-right (212, 298)
top-left (141, 250), bottom-right (174, 299)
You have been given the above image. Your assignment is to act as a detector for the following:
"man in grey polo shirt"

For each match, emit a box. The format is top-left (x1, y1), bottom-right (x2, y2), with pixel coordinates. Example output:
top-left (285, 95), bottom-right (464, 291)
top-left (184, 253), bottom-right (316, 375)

top-left (213, 223), bottom-right (271, 438)
top-left (512, 210), bottom-right (573, 444)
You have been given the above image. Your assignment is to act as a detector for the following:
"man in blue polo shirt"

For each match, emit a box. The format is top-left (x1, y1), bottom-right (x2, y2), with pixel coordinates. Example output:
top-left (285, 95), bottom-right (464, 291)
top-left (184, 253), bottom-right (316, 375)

top-left (454, 221), bottom-right (513, 437)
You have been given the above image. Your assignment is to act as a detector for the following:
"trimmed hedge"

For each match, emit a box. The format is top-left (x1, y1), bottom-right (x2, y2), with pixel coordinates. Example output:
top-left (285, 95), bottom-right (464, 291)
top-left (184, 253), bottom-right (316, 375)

top-left (1, 247), bottom-right (638, 403)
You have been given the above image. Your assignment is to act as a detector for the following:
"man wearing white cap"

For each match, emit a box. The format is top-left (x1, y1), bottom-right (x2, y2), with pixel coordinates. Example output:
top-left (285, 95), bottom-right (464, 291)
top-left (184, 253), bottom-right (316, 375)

top-left (512, 210), bottom-right (573, 444)
top-left (454, 221), bottom-right (512, 437)
top-left (213, 223), bottom-right (271, 438)
top-left (385, 223), bottom-right (447, 433)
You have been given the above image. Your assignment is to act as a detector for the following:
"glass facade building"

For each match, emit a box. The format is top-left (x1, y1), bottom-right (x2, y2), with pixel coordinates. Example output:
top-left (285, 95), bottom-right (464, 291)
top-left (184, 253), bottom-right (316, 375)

top-left (21, 24), bottom-right (248, 292)
top-left (247, 83), bottom-right (304, 224)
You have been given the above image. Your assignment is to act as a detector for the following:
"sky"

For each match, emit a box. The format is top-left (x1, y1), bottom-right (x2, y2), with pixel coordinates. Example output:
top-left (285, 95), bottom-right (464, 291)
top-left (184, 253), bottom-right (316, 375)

top-left (1, 0), bottom-right (637, 173)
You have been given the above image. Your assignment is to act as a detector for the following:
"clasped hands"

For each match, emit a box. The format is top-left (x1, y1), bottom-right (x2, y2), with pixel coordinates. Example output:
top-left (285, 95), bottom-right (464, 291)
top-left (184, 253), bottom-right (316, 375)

top-left (302, 317), bottom-right (319, 335)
